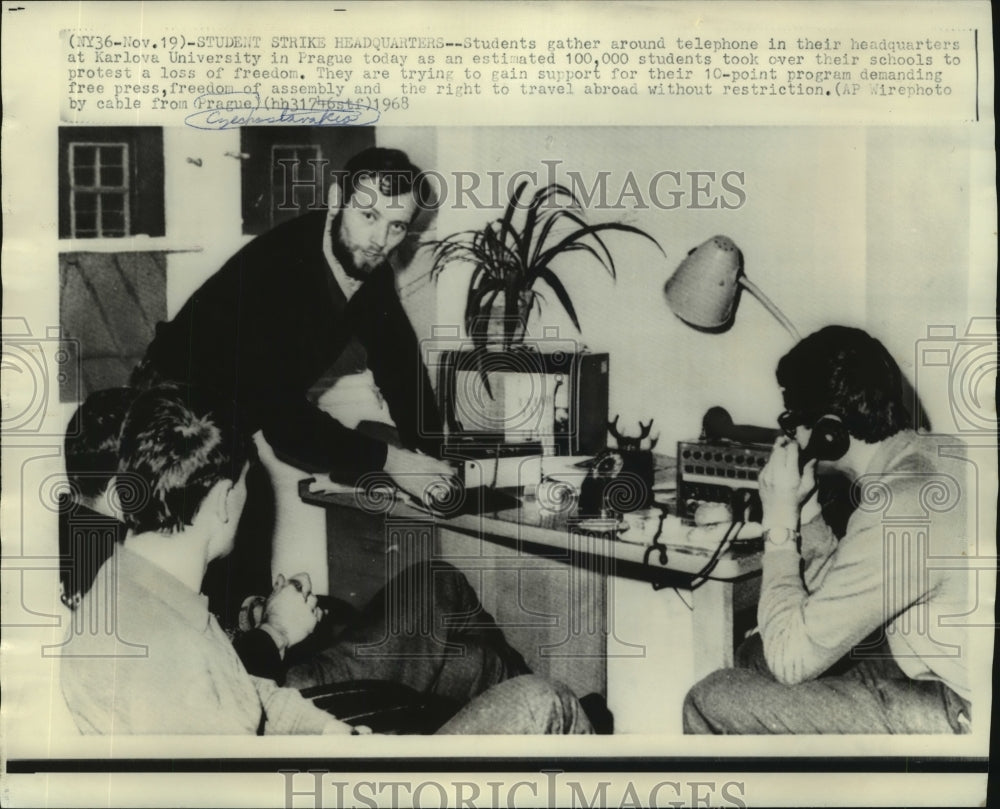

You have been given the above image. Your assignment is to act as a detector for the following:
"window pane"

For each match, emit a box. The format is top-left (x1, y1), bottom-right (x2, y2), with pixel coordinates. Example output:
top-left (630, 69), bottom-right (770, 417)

top-left (98, 145), bottom-right (126, 167)
top-left (100, 165), bottom-right (124, 187)
top-left (74, 209), bottom-right (97, 233)
top-left (73, 166), bottom-right (96, 187)
top-left (73, 145), bottom-right (96, 167)
top-left (74, 193), bottom-right (98, 212)
top-left (101, 193), bottom-right (125, 213)
top-left (271, 144), bottom-right (322, 219)
top-left (102, 209), bottom-right (126, 233)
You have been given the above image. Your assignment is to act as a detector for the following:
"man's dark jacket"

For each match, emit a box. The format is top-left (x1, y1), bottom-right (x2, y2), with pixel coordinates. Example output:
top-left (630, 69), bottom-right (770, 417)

top-left (140, 211), bottom-right (442, 481)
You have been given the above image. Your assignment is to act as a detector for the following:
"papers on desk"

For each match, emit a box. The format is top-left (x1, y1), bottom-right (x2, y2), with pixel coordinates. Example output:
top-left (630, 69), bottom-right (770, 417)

top-left (619, 510), bottom-right (763, 554)
top-left (305, 475), bottom-right (524, 519)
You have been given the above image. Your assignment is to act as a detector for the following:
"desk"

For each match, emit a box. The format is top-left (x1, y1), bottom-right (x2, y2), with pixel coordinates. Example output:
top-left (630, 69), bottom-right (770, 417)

top-left (300, 478), bottom-right (762, 734)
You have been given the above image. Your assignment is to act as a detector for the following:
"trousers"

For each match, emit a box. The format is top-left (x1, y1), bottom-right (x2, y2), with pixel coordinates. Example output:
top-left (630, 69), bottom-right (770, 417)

top-left (683, 634), bottom-right (971, 734)
top-left (286, 561), bottom-right (532, 705)
top-left (435, 675), bottom-right (593, 735)
top-left (285, 561), bottom-right (592, 734)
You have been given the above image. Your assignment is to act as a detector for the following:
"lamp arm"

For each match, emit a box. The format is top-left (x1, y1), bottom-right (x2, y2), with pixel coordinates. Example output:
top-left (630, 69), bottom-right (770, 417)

top-left (737, 276), bottom-right (802, 341)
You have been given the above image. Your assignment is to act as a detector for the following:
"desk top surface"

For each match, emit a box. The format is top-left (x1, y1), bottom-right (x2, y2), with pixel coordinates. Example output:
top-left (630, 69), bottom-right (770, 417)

top-left (298, 468), bottom-right (763, 584)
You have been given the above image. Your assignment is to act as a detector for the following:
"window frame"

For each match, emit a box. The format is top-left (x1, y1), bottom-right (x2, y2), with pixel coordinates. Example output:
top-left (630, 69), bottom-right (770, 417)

top-left (67, 141), bottom-right (132, 238)
top-left (58, 127), bottom-right (165, 240)
top-left (269, 143), bottom-right (325, 228)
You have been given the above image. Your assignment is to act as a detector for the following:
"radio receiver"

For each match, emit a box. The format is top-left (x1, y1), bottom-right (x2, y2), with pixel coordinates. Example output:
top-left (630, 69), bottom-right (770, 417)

top-left (676, 407), bottom-right (779, 522)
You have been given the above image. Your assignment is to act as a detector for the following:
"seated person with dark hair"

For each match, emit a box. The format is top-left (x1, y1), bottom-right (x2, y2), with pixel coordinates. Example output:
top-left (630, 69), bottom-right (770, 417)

top-left (60, 384), bottom-right (592, 735)
top-left (58, 385), bottom-right (546, 731)
top-left (59, 387), bottom-right (135, 609)
top-left (684, 326), bottom-right (972, 734)
top-left (60, 387), bottom-right (320, 671)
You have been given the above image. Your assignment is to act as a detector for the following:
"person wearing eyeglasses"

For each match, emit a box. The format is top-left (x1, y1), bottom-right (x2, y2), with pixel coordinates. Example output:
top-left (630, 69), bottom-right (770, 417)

top-left (683, 326), bottom-right (973, 734)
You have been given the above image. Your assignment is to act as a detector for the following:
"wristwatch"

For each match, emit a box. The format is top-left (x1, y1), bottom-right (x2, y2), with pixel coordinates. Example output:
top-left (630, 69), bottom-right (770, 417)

top-left (762, 527), bottom-right (799, 548)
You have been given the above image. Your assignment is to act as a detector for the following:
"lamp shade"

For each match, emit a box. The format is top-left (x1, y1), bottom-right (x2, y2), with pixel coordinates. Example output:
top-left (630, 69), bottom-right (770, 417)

top-left (663, 235), bottom-right (742, 329)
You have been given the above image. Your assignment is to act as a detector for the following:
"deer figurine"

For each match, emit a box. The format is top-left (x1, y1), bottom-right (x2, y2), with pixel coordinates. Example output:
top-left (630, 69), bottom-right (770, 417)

top-left (605, 415), bottom-right (659, 511)
top-left (579, 417), bottom-right (660, 517)
top-left (608, 416), bottom-right (659, 453)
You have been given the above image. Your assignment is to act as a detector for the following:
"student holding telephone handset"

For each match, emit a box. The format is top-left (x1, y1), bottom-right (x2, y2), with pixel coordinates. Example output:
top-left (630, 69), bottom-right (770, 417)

top-left (684, 326), bottom-right (973, 734)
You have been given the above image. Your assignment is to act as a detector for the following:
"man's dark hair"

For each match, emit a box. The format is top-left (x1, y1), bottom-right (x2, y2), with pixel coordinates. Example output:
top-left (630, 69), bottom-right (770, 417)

top-left (776, 325), bottom-right (911, 442)
top-left (65, 387), bottom-right (137, 501)
top-left (117, 384), bottom-right (253, 534)
top-left (337, 146), bottom-right (432, 209)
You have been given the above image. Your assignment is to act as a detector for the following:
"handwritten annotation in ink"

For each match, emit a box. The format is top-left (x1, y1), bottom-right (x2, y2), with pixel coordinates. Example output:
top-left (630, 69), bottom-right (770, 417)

top-left (184, 92), bottom-right (380, 130)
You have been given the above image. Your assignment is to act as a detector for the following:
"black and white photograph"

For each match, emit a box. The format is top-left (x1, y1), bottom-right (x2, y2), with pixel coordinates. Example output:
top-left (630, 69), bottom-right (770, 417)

top-left (1, 2), bottom-right (994, 807)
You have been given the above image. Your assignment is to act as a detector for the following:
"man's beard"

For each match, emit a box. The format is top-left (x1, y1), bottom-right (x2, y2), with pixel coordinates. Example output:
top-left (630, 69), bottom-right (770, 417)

top-left (329, 212), bottom-right (389, 281)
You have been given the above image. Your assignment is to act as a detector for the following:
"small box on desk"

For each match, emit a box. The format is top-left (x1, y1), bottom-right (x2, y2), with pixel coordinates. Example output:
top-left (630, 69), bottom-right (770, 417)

top-left (442, 442), bottom-right (545, 491)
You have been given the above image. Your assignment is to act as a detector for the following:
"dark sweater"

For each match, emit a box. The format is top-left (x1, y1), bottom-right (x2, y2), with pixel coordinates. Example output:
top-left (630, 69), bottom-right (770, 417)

top-left (141, 211), bottom-right (442, 481)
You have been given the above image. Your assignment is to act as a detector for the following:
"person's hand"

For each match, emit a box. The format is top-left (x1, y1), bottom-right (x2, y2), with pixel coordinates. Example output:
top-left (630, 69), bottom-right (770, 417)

top-left (758, 437), bottom-right (817, 532)
top-left (383, 445), bottom-right (456, 504)
top-left (259, 573), bottom-right (322, 655)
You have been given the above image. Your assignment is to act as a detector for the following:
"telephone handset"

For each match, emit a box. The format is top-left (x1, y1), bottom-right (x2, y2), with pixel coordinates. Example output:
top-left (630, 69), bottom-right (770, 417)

top-left (777, 409), bottom-right (849, 469)
top-left (703, 406), bottom-right (849, 467)
top-left (798, 415), bottom-right (849, 467)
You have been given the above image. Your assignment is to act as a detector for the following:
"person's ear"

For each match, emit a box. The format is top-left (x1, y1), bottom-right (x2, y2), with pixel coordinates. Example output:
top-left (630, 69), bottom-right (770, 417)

top-left (103, 475), bottom-right (121, 516)
top-left (196, 478), bottom-right (232, 528)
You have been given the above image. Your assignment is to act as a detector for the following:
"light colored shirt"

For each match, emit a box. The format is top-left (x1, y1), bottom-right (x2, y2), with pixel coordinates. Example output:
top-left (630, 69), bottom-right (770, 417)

top-left (60, 545), bottom-right (331, 734)
top-left (758, 430), bottom-right (973, 702)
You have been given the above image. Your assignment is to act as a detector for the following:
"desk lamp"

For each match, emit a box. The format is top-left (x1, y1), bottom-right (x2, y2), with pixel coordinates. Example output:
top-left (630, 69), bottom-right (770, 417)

top-left (663, 235), bottom-right (801, 341)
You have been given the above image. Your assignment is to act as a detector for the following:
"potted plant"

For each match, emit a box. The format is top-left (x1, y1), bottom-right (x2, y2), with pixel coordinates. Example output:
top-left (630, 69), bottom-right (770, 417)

top-left (427, 181), bottom-right (662, 352)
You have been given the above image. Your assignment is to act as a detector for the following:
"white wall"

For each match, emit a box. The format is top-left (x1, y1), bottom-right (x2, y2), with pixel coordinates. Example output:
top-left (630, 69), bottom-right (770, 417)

top-left (864, 126), bottom-right (978, 432)
top-left (162, 127), bottom-right (247, 316)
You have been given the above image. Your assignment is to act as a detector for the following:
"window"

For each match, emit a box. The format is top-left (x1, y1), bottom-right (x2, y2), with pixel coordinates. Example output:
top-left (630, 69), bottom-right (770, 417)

top-left (58, 127), bottom-right (165, 239)
top-left (68, 142), bottom-right (130, 238)
top-left (270, 144), bottom-right (325, 226)
top-left (240, 126), bottom-right (375, 235)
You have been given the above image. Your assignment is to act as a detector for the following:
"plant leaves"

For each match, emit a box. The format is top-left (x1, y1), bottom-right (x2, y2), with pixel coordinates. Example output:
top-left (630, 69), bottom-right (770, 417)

top-left (521, 184), bottom-right (576, 269)
top-left (469, 287), bottom-right (500, 350)
top-left (535, 221), bottom-right (662, 279)
top-left (529, 208), bottom-right (613, 272)
top-left (498, 183), bottom-right (529, 268)
top-left (465, 276), bottom-right (497, 328)
top-left (427, 182), bottom-right (664, 353)
top-left (535, 268), bottom-right (582, 332)
top-left (533, 237), bottom-right (611, 282)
